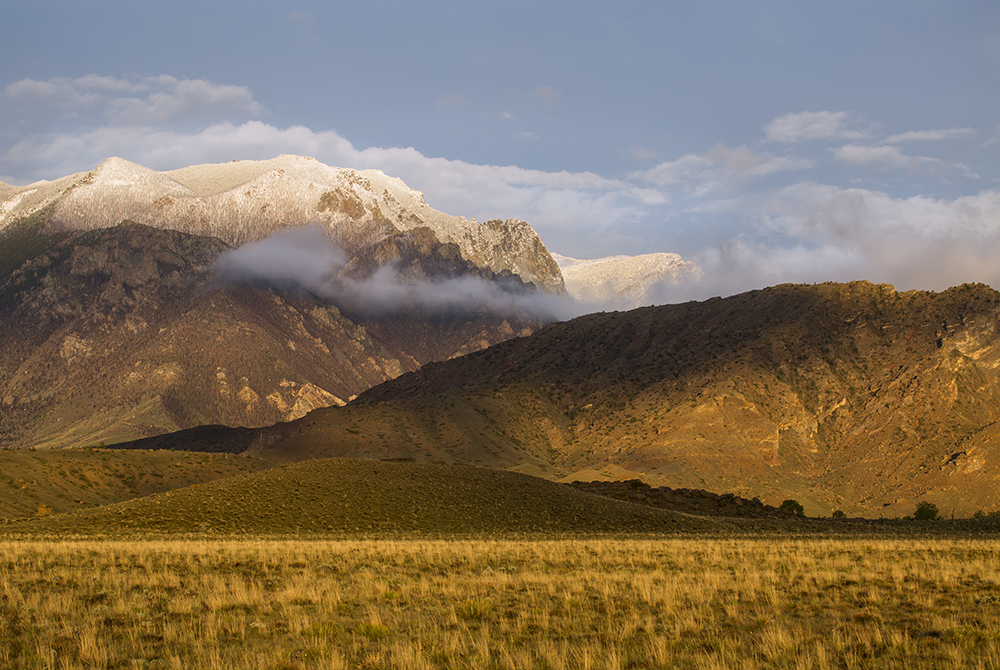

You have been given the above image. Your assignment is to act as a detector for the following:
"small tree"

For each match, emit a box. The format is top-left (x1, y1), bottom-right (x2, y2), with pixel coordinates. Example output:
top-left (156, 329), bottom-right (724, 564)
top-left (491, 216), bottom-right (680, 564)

top-left (832, 510), bottom-right (847, 519)
top-left (913, 501), bottom-right (939, 520)
top-left (779, 499), bottom-right (804, 516)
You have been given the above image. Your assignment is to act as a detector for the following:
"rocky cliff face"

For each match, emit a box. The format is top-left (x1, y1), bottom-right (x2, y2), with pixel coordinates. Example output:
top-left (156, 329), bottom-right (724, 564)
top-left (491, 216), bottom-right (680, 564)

top-left (0, 155), bottom-right (564, 292)
top-left (0, 221), bottom-right (535, 450)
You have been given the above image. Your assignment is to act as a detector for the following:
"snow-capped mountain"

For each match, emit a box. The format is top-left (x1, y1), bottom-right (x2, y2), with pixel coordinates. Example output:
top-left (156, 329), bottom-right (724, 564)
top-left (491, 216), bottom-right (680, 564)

top-left (551, 252), bottom-right (703, 309)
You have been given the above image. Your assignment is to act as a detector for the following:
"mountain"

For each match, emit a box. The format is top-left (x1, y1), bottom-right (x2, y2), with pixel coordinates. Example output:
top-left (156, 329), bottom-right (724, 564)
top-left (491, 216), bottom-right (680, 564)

top-left (0, 157), bottom-right (560, 449)
top-left (1, 155), bottom-right (563, 291)
top-left (551, 252), bottom-right (702, 309)
top-left (149, 281), bottom-right (1000, 517)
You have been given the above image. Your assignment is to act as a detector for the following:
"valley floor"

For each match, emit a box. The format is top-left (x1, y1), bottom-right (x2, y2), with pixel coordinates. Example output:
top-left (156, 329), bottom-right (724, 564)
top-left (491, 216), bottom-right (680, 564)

top-left (1, 535), bottom-right (999, 669)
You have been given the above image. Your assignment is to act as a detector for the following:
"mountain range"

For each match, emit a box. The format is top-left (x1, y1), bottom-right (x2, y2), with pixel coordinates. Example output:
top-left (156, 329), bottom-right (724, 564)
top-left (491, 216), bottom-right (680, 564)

top-left (0, 156), bottom-right (560, 449)
top-left (5, 156), bottom-right (1000, 520)
top-left (112, 281), bottom-right (1000, 517)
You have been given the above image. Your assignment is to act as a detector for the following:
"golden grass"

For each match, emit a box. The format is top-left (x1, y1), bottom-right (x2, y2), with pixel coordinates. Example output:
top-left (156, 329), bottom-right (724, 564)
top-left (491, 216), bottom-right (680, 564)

top-left (2, 536), bottom-right (999, 668)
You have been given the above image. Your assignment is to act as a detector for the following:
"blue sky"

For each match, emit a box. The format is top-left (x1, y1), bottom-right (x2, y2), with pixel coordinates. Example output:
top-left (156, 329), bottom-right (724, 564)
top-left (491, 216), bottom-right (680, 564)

top-left (2, 1), bottom-right (998, 297)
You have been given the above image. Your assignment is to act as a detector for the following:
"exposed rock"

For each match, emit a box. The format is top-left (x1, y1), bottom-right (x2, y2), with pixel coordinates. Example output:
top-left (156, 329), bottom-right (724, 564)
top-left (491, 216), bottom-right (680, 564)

top-left (0, 223), bottom-right (538, 449)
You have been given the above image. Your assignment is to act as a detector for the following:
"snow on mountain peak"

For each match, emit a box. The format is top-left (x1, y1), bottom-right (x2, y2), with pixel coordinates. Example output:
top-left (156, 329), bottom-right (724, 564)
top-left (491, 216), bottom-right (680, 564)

top-left (552, 251), bottom-right (703, 309)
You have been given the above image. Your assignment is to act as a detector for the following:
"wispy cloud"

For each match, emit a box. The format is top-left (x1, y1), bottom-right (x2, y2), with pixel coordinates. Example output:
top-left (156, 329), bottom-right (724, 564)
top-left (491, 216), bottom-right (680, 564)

top-left (213, 225), bottom-right (585, 321)
top-left (832, 143), bottom-right (977, 177)
top-left (288, 11), bottom-right (315, 45)
top-left (521, 85), bottom-right (561, 106)
top-left (832, 144), bottom-right (941, 171)
top-left (764, 111), bottom-right (870, 143)
top-left (1, 75), bottom-right (264, 126)
top-left (883, 127), bottom-right (977, 143)
top-left (665, 185), bottom-right (1000, 301)
top-left (633, 143), bottom-right (812, 196)
top-left (628, 146), bottom-right (657, 161)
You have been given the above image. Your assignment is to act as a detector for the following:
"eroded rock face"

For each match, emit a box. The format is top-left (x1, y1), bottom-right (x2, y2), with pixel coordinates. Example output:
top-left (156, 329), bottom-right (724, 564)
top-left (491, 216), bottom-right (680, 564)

top-left (0, 223), bottom-right (540, 449)
top-left (2, 155), bottom-right (564, 292)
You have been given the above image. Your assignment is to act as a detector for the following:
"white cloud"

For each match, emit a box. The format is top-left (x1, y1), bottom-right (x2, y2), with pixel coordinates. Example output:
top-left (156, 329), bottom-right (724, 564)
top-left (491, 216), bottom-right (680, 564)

top-left (628, 146), bottom-right (657, 161)
top-left (832, 144), bottom-right (940, 171)
top-left (633, 142), bottom-right (812, 196)
top-left (832, 143), bottom-right (977, 177)
top-left (764, 111), bottom-right (869, 143)
top-left (1, 75), bottom-right (264, 125)
top-left (107, 77), bottom-right (264, 124)
top-left (883, 128), bottom-right (977, 143)
top-left (657, 185), bottom-right (1000, 301)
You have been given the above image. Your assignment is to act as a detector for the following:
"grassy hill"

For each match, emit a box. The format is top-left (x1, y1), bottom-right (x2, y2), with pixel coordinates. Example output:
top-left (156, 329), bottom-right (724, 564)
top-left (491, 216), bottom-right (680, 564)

top-left (10, 458), bottom-right (724, 535)
top-left (0, 447), bottom-right (279, 520)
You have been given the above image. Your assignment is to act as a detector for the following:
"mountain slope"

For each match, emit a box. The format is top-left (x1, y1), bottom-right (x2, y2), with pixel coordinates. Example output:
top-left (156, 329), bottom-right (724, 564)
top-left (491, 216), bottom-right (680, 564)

top-left (0, 222), bottom-right (538, 449)
top-left (0, 156), bottom-right (565, 450)
top-left (184, 281), bottom-right (1000, 517)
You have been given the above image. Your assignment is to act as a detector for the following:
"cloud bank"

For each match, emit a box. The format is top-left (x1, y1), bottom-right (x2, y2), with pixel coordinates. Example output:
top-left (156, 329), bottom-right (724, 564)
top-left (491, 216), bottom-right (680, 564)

top-left (1, 74), bottom-right (996, 303)
top-left (212, 226), bottom-right (589, 322)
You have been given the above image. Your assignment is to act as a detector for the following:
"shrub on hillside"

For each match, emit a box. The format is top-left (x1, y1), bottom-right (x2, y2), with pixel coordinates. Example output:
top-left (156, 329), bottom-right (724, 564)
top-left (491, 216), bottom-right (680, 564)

top-left (913, 501), bottom-right (939, 521)
top-left (779, 499), bottom-right (804, 516)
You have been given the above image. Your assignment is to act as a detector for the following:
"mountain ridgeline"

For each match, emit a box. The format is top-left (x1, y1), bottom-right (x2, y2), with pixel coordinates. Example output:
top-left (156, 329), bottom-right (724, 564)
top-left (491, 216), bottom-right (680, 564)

top-left (198, 281), bottom-right (1000, 517)
top-left (0, 156), bottom-right (561, 449)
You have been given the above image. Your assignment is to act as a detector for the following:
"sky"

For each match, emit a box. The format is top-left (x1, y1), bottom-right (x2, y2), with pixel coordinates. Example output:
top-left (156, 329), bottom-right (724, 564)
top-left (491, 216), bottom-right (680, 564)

top-left (2, 1), bottom-right (999, 299)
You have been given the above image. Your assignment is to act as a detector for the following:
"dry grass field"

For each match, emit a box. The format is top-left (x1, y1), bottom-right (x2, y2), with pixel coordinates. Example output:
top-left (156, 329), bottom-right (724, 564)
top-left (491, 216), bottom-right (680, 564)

top-left (2, 536), bottom-right (1000, 669)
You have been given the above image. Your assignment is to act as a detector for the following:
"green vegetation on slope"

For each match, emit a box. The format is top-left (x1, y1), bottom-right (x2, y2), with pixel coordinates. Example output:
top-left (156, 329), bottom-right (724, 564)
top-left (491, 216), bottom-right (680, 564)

top-left (0, 448), bottom-right (277, 520)
top-left (14, 458), bottom-right (715, 535)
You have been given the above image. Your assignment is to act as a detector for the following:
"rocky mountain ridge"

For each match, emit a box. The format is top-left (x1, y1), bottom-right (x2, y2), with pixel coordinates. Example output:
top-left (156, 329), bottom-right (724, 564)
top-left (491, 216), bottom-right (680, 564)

top-left (0, 155), bottom-right (564, 292)
top-left (196, 281), bottom-right (1000, 517)
top-left (0, 152), bottom-right (567, 449)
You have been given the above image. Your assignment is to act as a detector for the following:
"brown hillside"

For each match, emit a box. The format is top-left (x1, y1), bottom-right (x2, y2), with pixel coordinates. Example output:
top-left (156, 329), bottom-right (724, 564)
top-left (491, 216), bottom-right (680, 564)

top-left (193, 281), bottom-right (1000, 518)
top-left (344, 281), bottom-right (1000, 516)
top-left (0, 222), bottom-right (537, 449)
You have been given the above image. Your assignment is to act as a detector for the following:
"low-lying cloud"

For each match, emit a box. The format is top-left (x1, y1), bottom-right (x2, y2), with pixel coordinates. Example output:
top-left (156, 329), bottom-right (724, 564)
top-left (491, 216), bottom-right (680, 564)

top-left (1, 74), bottom-right (996, 302)
top-left (212, 226), bottom-right (592, 322)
